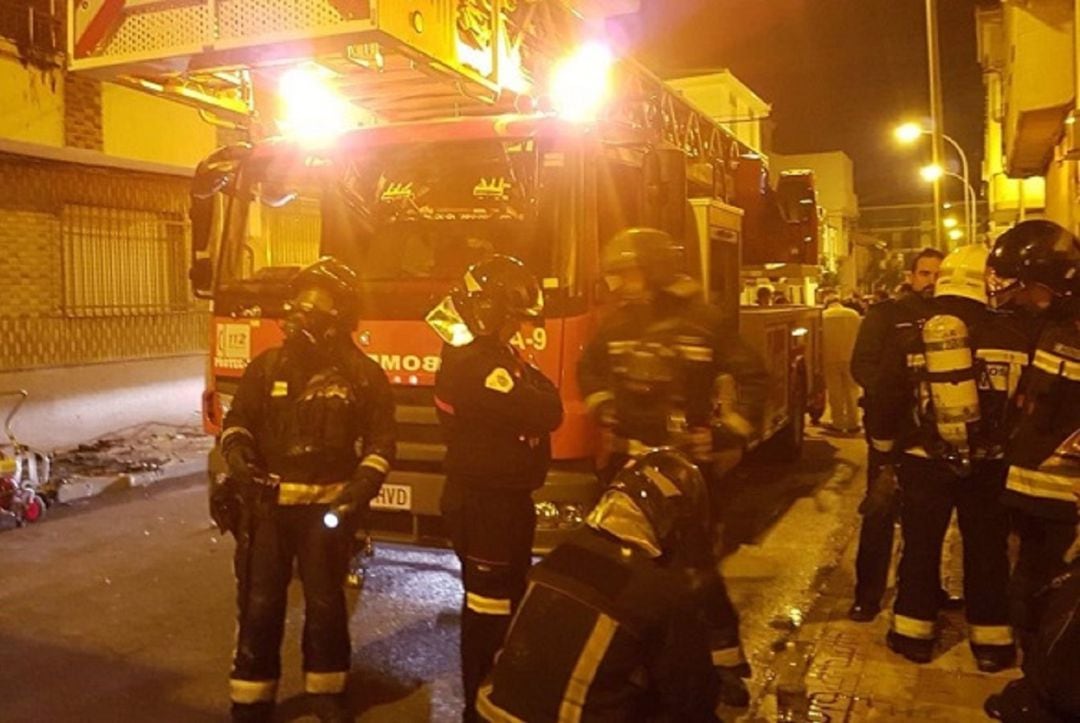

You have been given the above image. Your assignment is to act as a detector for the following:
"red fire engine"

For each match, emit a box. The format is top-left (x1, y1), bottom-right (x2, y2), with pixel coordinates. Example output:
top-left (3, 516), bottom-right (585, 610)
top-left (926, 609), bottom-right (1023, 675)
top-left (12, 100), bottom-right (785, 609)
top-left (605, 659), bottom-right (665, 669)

top-left (69, 0), bottom-right (823, 547)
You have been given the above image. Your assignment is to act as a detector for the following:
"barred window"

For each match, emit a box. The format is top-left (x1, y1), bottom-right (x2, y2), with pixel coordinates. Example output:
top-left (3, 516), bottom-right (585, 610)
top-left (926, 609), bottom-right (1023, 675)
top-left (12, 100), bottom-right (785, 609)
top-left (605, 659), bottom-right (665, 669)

top-left (61, 205), bottom-right (190, 317)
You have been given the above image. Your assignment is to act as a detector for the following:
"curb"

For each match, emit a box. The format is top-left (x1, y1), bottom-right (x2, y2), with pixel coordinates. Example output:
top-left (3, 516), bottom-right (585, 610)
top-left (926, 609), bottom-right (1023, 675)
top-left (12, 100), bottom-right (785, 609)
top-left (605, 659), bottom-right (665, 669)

top-left (56, 457), bottom-right (207, 504)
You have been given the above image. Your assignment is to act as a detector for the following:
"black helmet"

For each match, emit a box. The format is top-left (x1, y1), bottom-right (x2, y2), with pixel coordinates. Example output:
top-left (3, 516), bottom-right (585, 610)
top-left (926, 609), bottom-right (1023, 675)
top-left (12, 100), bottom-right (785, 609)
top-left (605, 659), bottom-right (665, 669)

top-left (987, 220), bottom-right (1080, 307)
top-left (454, 255), bottom-right (543, 336)
top-left (602, 227), bottom-right (686, 291)
top-left (587, 449), bottom-right (711, 565)
top-left (284, 257), bottom-right (360, 342)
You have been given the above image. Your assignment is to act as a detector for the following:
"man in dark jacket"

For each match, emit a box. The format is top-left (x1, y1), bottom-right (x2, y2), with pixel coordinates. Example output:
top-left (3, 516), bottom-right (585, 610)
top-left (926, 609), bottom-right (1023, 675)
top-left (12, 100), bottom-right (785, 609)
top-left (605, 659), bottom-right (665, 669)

top-left (211, 258), bottom-right (397, 723)
top-left (847, 248), bottom-right (942, 621)
top-left (577, 227), bottom-right (767, 707)
top-left (477, 450), bottom-right (721, 723)
top-left (429, 255), bottom-right (564, 722)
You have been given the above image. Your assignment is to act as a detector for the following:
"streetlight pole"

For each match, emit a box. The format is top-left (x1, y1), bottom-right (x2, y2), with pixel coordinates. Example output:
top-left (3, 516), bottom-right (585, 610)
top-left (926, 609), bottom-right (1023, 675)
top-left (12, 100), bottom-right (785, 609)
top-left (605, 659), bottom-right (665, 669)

top-left (941, 134), bottom-right (975, 241)
top-left (943, 170), bottom-right (977, 245)
top-left (896, 124), bottom-right (976, 243)
top-left (926, 0), bottom-right (946, 249)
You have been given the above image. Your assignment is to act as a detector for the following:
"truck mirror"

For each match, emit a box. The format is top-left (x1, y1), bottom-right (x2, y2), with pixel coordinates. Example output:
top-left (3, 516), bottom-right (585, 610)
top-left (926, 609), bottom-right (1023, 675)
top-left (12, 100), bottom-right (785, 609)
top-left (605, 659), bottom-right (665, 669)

top-left (190, 194), bottom-right (220, 253)
top-left (190, 257), bottom-right (214, 296)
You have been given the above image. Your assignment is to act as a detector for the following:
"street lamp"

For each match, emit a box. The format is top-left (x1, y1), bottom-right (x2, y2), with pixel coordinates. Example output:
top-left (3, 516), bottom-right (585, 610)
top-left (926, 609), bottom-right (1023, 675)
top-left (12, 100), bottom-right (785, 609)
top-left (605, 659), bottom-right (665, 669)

top-left (919, 164), bottom-right (977, 244)
top-left (896, 123), bottom-right (976, 241)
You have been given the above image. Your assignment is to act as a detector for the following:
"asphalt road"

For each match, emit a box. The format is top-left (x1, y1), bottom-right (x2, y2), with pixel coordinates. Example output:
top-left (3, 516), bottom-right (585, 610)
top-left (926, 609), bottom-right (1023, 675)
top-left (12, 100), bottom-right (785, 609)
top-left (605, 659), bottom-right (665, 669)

top-left (0, 431), bottom-right (863, 722)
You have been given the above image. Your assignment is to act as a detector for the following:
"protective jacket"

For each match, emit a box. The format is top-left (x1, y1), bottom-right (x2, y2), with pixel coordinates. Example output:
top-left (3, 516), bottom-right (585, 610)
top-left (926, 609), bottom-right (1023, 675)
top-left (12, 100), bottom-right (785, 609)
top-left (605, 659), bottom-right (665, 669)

top-left (477, 528), bottom-right (720, 723)
top-left (221, 342), bottom-right (396, 503)
top-left (869, 297), bottom-right (1033, 463)
top-left (578, 285), bottom-right (767, 451)
top-left (1003, 318), bottom-right (1080, 522)
top-left (434, 335), bottom-right (563, 489)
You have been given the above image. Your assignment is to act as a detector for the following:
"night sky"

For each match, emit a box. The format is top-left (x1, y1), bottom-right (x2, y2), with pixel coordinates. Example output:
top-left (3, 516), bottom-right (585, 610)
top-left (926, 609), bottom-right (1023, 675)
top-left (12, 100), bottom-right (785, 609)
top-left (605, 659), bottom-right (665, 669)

top-left (609, 0), bottom-right (985, 207)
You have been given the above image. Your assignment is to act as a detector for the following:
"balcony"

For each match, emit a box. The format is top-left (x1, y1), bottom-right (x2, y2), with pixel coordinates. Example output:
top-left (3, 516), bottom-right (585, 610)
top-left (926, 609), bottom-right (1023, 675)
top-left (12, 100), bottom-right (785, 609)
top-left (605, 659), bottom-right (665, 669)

top-left (1001, 0), bottom-right (1074, 176)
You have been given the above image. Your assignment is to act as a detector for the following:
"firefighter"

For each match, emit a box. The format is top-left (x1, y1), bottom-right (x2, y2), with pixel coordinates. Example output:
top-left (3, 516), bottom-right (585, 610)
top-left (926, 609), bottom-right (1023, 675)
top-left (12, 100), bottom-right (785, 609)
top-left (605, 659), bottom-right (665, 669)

top-left (985, 556), bottom-right (1080, 723)
top-left (871, 244), bottom-right (1024, 672)
top-left (209, 257), bottom-right (397, 723)
top-left (577, 227), bottom-right (768, 706)
top-left (428, 255), bottom-right (564, 723)
top-left (985, 219), bottom-right (1080, 653)
top-left (476, 450), bottom-right (721, 723)
top-left (848, 248), bottom-right (943, 621)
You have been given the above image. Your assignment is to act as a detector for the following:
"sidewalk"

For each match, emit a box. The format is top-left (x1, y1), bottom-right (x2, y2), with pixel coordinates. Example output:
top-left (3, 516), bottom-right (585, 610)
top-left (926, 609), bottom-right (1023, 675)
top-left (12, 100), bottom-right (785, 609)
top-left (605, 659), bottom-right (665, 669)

top-left (46, 423), bottom-right (212, 504)
top-left (731, 428), bottom-right (1019, 722)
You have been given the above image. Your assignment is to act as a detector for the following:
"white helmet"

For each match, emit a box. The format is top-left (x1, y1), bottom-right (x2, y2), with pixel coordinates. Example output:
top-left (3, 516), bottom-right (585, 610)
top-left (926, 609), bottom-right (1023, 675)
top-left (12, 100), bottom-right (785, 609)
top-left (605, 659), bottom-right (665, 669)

top-left (935, 244), bottom-right (989, 304)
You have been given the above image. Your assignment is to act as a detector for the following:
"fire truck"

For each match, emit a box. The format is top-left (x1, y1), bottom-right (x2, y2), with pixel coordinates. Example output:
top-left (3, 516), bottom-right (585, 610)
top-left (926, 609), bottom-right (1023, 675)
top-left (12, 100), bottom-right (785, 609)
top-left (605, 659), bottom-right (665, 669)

top-left (69, 0), bottom-right (823, 548)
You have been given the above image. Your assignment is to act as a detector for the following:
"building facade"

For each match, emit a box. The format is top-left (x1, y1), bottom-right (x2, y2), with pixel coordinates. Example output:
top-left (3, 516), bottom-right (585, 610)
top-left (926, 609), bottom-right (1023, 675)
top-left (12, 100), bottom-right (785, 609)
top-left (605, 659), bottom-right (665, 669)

top-left (0, 2), bottom-right (220, 372)
top-left (976, 0), bottom-right (1076, 235)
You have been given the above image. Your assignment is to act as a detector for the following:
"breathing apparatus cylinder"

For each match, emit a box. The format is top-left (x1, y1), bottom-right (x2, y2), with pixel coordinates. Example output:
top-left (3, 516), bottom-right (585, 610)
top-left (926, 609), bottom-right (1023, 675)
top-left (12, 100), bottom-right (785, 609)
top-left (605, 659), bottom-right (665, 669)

top-left (921, 314), bottom-right (981, 470)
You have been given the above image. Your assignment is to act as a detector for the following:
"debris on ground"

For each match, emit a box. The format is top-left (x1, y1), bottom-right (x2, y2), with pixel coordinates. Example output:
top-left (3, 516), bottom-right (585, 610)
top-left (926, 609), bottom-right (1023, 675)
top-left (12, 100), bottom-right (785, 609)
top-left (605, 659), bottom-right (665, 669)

top-left (41, 423), bottom-right (211, 506)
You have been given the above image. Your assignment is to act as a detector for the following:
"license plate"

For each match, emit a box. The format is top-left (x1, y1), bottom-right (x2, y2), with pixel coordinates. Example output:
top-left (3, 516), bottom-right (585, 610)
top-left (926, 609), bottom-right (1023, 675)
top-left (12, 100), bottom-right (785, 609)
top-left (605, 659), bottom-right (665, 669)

top-left (371, 483), bottom-right (411, 511)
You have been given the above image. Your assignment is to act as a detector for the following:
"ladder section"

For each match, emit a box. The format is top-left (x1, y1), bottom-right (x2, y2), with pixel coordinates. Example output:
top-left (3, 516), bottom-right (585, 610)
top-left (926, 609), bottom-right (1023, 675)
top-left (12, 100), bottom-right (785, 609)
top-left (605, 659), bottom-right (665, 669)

top-left (67, 0), bottom-right (583, 123)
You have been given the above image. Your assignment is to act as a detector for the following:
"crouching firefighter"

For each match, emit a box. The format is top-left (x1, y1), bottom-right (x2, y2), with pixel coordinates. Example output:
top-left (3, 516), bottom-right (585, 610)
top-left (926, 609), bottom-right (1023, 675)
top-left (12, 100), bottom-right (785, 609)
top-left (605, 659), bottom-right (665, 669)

top-left (577, 228), bottom-right (768, 706)
top-left (477, 450), bottom-right (722, 723)
top-left (209, 258), bottom-right (397, 723)
top-left (985, 219), bottom-right (1080, 653)
top-left (427, 255), bottom-right (564, 722)
top-left (871, 244), bottom-right (1026, 671)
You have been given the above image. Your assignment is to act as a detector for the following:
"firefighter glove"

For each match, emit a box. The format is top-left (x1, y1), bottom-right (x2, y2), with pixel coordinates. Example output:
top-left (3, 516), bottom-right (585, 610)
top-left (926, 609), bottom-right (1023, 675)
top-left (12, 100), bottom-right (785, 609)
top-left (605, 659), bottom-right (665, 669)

top-left (224, 441), bottom-right (260, 486)
top-left (209, 476), bottom-right (240, 535)
top-left (859, 463), bottom-right (898, 517)
top-left (331, 467), bottom-right (384, 523)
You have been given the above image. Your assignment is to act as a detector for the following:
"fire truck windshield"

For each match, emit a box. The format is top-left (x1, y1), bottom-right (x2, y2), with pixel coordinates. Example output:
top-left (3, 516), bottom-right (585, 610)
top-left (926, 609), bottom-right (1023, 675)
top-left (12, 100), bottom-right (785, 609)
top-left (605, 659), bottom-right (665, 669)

top-left (216, 138), bottom-right (563, 296)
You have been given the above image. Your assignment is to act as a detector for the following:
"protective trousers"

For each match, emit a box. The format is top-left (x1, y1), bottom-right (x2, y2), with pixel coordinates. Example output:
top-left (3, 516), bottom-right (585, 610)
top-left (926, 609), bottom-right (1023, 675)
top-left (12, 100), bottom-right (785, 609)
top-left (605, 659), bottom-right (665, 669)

top-left (230, 503), bottom-right (353, 719)
top-left (892, 456), bottom-right (1013, 653)
top-left (442, 482), bottom-right (535, 723)
top-left (1009, 510), bottom-right (1076, 653)
top-left (853, 442), bottom-right (897, 609)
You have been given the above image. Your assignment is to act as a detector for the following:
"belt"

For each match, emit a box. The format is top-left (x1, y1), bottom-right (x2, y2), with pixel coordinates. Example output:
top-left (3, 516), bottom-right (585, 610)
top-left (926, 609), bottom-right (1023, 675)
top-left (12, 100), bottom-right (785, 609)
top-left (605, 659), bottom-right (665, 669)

top-left (255, 474), bottom-right (350, 506)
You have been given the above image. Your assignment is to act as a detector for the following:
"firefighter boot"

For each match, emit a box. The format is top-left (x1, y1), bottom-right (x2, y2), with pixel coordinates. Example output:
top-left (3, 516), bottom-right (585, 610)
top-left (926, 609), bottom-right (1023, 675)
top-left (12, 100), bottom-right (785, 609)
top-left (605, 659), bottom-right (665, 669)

top-left (886, 630), bottom-right (934, 664)
top-left (309, 693), bottom-right (351, 723)
top-left (972, 645), bottom-right (1017, 674)
top-left (231, 702), bottom-right (274, 723)
top-left (716, 669), bottom-right (750, 708)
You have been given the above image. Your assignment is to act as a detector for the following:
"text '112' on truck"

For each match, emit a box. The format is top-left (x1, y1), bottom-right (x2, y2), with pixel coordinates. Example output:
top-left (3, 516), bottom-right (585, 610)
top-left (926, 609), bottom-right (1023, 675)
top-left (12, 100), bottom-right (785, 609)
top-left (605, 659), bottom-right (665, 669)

top-left (69, 0), bottom-right (824, 549)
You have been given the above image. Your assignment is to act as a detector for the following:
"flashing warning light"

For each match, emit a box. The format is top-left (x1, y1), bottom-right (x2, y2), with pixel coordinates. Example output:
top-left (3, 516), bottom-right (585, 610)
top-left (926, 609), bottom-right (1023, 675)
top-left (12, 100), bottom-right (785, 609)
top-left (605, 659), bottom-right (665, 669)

top-left (277, 64), bottom-right (355, 147)
top-left (550, 43), bottom-right (615, 123)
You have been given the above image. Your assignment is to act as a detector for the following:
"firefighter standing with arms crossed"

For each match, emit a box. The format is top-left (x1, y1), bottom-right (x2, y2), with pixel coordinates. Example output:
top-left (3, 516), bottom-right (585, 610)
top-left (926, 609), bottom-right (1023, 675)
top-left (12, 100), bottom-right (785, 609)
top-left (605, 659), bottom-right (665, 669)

top-left (577, 227), bottom-right (768, 706)
top-left (870, 245), bottom-right (1029, 671)
top-left (210, 258), bottom-right (397, 723)
top-left (428, 255), bottom-right (564, 722)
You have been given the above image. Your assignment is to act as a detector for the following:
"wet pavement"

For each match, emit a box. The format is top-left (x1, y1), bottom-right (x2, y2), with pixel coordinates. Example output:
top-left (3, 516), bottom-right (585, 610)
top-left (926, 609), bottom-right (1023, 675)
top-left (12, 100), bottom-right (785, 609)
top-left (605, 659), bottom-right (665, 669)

top-left (0, 428), bottom-right (1012, 721)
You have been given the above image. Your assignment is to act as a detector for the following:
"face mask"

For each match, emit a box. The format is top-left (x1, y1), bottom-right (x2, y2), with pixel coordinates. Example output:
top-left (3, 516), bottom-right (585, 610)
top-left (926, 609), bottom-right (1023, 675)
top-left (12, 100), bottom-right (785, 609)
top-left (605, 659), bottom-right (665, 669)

top-left (283, 288), bottom-right (339, 347)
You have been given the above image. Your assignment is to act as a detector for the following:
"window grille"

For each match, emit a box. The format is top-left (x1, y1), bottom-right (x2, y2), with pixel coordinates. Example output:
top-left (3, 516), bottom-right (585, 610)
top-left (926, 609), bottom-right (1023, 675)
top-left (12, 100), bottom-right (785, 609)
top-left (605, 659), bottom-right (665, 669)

top-left (61, 205), bottom-right (189, 317)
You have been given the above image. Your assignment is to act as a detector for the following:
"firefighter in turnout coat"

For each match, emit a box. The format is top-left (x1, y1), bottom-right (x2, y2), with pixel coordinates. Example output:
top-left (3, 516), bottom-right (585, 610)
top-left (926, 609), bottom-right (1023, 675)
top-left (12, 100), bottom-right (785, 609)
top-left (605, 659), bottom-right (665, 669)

top-left (211, 258), bottom-right (397, 723)
top-left (429, 255), bottom-right (564, 722)
top-left (871, 245), bottom-right (1028, 672)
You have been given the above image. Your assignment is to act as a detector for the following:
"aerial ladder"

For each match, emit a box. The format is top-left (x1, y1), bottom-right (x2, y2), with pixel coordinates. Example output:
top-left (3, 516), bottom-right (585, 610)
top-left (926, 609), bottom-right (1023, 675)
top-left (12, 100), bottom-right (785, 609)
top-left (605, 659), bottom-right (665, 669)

top-left (67, 0), bottom-right (753, 203)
